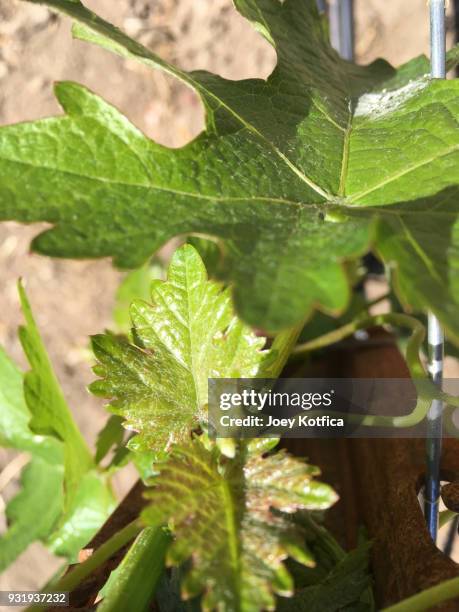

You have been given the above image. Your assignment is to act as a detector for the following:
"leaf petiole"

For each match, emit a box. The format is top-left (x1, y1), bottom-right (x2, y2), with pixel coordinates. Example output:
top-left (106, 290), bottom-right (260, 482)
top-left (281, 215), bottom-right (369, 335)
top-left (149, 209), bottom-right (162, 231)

top-left (27, 519), bottom-right (143, 611)
top-left (382, 574), bottom-right (459, 612)
top-left (97, 526), bottom-right (170, 612)
top-left (292, 312), bottom-right (459, 428)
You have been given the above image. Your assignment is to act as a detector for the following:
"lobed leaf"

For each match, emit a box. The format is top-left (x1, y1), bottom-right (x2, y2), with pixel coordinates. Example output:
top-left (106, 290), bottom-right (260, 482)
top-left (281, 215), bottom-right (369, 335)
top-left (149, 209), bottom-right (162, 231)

top-left (277, 514), bottom-right (374, 612)
top-left (1, 0), bottom-right (458, 335)
top-left (18, 282), bottom-right (93, 493)
top-left (0, 346), bottom-right (64, 570)
top-left (277, 541), bottom-right (373, 612)
top-left (142, 438), bottom-right (338, 611)
top-left (0, 457), bottom-right (63, 572)
top-left (90, 245), bottom-right (273, 454)
top-left (0, 288), bottom-right (114, 568)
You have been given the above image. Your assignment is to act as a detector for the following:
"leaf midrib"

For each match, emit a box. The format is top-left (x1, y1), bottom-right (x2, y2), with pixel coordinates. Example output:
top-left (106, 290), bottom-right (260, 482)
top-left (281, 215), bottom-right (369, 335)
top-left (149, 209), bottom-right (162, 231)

top-left (1, 155), bottom-right (319, 208)
top-left (182, 256), bottom-right (201, 410)
top-left (46, 0), bottom-right (333, 201)
top-left (219, 476), bottom-right (242, 603)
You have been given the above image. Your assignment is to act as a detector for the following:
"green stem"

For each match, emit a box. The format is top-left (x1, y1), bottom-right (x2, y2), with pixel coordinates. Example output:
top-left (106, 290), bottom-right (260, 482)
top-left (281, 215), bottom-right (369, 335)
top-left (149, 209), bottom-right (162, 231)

top-left (260, 312), bottom-right (458, 431)
top-left (98, 526), bottom-right (170, 612)
top-left (293, 312), bottom-right (425, 378)
top-left (265, 322), bottom-right (305, 378)
top-left (291, 313), bottom-right (459, 428)
top-left (382, 576), bottom-right (459, 612)
top-left (28, 519), bottom-right (143, 611)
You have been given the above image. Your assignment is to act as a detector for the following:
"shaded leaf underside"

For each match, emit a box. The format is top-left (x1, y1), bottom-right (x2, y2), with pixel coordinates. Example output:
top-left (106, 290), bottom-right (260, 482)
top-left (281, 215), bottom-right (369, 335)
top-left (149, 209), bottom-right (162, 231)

top-left (0, 0), bottom-right (458, 334)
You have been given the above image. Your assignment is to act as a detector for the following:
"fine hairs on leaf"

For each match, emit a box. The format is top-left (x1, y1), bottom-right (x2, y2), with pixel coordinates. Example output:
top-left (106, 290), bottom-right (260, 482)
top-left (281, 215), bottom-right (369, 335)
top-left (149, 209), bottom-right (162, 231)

top-left (142, 438), bottom-right (338, 611)
top-left (90, 244), bottom-right (274, 455)
top-left (0, 0), bottom-right (457, 337)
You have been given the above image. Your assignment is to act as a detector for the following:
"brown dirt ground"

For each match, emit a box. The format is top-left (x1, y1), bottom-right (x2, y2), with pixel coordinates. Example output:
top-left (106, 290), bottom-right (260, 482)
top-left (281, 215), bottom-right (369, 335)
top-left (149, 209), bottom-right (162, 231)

top-left (0, 0), bottom-right (458, 599)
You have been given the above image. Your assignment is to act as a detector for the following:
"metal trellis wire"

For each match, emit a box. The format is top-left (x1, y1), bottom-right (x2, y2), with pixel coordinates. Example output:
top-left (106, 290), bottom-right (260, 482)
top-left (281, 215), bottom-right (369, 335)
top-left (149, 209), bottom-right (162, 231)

top-left (327, 0), bottom-right (447, 543)
top-left (424, 0), bottom-right (447, 544)
top-left (329, 0), bottom-right (354, 61)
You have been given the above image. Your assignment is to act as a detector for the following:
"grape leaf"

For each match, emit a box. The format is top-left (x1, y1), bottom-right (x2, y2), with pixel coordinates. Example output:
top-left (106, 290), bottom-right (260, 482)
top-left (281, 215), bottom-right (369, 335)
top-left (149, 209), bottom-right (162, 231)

top-left (0, 458), bottom-right (64, 572)
top-left (0, 288), bottom-right (114, 567)
top-left (1, 0), bottom-right (459, 336)
top-left (95, 414), bottom-right (125, 464)
top-left (18, 284), bottom-right (115, 555)
top-left (18, 282), bottom-right (93, 494)
top-left (277, 519), bottom-right (374, 612)
top-left (89, 244), bottom-right (273, 454)
top-left (277, 542), bottom-right (373, 612)
top-left (142, 438), bottom-right (338, 611)
top-left (0, 346), bottom-right (64, 570)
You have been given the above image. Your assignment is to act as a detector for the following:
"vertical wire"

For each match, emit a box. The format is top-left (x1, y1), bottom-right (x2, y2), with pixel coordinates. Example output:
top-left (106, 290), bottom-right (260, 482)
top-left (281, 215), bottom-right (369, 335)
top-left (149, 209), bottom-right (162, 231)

top-left (424, 0), bottom-right (446, 543)
top-left (329, 0), bottom-right (354, 61)
top-left (431, 0), bottom-right (447, 78)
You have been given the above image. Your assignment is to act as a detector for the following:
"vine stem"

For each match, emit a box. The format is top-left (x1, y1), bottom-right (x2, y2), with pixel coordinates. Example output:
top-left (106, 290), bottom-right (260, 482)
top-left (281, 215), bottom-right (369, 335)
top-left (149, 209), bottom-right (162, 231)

top-left (97, 526), bottom-right (170, 612)
top-left (27, 519), bottom-right (143, 611)
top-left (290, 312), bottom-right (459, 428)
top-left (293, 312), bottom-right (425, 378)
top-left (382, 575), bottom-right (459, 612)
top-left (264, 322), bottom-right (305, 378)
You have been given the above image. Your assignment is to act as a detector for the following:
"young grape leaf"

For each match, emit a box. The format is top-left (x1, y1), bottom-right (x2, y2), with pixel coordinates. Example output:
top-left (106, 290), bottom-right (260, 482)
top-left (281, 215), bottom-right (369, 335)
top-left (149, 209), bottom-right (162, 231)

top-left (277, 541), bottom-right (373, 612)
top-left (18, 282), bottom-right (93, 493)
top-left (18, 285), bottom-right (115, 555)
top-left (0, 346), bottom-right (64, 570)
top-left (0, 287), bottom-right (115, 566)
top-left (1, 0), bottom-right (459, 336)
top-left (142, 438), bottom-right (338, 611)
top-left (90, 244), bottom-right (273, 454)
top-left (277, 517), bottom-right (374, 612)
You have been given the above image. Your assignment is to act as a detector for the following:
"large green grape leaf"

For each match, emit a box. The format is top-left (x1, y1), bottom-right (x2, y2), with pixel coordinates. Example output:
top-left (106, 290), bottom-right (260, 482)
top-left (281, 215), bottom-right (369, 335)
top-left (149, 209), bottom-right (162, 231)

top-left (90, 244), bottom-right (273, 454)
top-left (1, 0), bottom-right (459, 335)
top-left (142, 438), bottom-right (338, 611)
